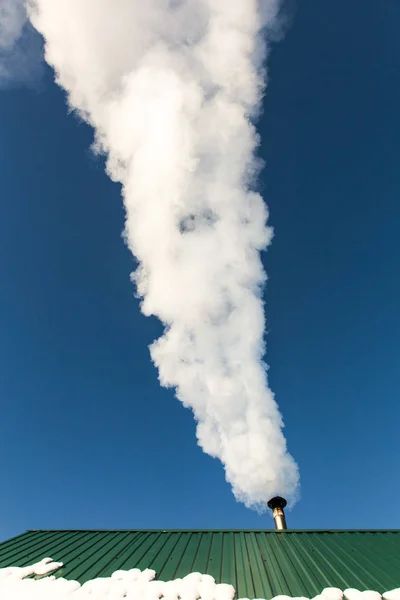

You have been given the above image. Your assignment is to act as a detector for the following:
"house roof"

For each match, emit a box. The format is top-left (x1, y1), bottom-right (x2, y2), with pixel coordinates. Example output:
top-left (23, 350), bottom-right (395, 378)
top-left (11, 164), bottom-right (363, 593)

top-left (0, 530), bottom-right (399, 599)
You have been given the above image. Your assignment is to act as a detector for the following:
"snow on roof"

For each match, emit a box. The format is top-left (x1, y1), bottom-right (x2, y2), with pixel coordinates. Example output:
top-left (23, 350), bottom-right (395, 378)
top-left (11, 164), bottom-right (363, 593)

top-left (0, 561), bottom-right (399, 600)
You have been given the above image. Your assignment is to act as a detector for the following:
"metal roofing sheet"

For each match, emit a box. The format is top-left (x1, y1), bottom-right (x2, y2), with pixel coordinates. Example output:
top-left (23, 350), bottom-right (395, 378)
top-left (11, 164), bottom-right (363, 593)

top-left (0, 530), bottom-right (399, 598)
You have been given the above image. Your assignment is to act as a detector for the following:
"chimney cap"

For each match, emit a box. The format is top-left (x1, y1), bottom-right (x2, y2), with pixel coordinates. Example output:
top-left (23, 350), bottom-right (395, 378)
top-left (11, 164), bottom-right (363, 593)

top-left (267, 496), bottom-right (287, 510)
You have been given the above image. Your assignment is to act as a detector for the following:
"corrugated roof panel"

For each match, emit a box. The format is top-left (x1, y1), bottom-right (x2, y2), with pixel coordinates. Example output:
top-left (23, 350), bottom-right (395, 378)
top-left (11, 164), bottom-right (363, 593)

top-left (0, 530), bottom-right (399, 598)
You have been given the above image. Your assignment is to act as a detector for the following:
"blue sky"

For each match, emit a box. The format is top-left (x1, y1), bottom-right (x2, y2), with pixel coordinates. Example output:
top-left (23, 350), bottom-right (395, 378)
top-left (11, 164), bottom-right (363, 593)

top-left (1, 0), bottom-right (400, 541)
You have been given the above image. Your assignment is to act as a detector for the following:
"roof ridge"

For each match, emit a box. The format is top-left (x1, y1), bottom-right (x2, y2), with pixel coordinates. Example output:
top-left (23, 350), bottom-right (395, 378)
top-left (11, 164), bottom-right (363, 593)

top-left (25, 529), bottom-right (400, 533)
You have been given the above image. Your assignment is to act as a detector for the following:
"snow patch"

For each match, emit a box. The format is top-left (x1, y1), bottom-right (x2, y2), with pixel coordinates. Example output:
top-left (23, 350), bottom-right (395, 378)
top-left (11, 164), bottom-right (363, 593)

top-left (0, 561), bottom-right (398, 600)
top-left (383, 592), bottom-right (400, 600)
top-left (0, 562), bottom-right (235, 600)
top-left (0, 557), bottom-right (63, 580)
top-left (344, 591), bottom-right (382, 600)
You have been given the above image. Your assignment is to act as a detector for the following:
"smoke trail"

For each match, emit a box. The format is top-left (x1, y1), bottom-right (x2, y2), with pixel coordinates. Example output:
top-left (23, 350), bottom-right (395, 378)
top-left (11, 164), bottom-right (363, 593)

top-left (0, 0), bottom-right (43, 87)
top-left (27, 0), bottom-right (299, 509)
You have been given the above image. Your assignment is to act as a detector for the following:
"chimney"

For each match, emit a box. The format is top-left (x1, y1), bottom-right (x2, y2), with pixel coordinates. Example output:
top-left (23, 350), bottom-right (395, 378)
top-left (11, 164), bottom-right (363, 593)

top-left (267, 496), bottom-right (287, 530)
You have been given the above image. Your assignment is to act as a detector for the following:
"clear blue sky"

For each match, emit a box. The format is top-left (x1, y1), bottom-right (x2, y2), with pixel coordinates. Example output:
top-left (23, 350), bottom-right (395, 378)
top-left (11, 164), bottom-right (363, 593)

top-left (1, 0), bottom-right (400, 542)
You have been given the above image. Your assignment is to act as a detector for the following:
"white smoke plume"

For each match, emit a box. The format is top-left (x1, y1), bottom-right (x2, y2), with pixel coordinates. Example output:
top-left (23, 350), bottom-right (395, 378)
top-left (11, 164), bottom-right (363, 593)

top-left (0, 0), bottom-right (43, 87)
top-left (0, 0), bottom-right (26, 48)
top-left (25, 0), bottom-right (299, 509)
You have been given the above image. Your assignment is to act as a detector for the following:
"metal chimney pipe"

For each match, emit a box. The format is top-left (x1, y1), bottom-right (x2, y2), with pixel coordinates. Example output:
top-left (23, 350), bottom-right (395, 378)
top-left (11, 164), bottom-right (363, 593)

top-left (267, 496), bottom-right (288, 530)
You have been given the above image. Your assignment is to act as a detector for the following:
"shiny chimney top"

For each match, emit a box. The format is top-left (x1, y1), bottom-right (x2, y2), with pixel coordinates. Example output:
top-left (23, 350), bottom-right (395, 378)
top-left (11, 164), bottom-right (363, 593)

top-left (267, 496), bottom-right (287, 530)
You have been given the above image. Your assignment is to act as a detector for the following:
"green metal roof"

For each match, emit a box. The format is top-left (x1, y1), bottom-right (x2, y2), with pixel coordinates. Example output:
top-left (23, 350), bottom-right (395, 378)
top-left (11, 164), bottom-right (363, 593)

top-left (0, 530), bottom-right (399, 598)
